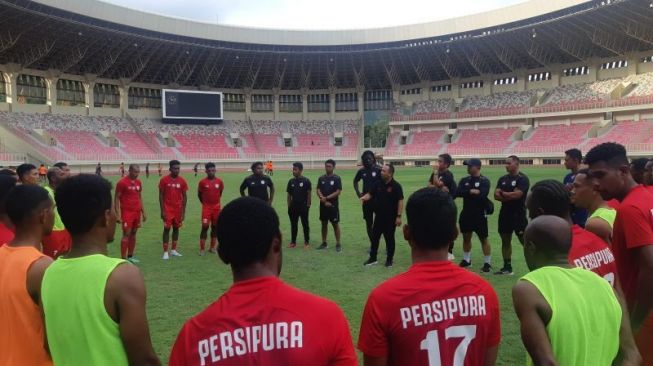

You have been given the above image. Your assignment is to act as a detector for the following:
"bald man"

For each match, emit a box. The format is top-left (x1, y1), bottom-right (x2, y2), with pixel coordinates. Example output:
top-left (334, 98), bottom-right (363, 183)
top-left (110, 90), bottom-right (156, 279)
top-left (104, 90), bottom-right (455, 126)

top-left (512, 215), bottom-right (639, 365)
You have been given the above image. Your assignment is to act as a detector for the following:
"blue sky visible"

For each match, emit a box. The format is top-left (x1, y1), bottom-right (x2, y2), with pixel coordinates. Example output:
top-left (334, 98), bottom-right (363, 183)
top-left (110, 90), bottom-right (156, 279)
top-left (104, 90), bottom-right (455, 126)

top-left (102, 0), bottom-right (526, 30)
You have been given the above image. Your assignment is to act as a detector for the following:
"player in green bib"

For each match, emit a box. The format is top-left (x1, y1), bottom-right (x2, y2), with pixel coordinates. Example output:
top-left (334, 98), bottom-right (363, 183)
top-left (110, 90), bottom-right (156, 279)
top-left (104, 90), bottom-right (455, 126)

top-left (41, 174), bottom-right (160, 366)
top-left (512, 215), bottom-right (640, 366)
top-left (571, 168), bottom-right (616, 244)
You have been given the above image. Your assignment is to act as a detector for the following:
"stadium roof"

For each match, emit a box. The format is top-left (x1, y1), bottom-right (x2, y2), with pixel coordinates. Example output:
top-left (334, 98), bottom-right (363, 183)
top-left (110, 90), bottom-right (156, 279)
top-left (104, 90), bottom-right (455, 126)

top-left (0, 0), bottom-right (652, 90)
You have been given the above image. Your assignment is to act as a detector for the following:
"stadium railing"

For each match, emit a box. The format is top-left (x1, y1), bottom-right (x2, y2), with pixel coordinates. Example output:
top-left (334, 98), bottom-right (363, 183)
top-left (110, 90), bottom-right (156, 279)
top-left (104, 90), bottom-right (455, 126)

top-left (56, 152), bottom-right (360, 163)
top-left (390, 96), bottom-right (653, 122)
top-left (383, 143), bottom-right (653, 158)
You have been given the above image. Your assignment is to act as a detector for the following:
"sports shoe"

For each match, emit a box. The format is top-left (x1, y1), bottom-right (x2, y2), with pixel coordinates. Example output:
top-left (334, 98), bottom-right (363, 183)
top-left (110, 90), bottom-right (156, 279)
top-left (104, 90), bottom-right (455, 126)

top-left (127, 257), bottom-right (140, 264)
top-left (171, 250), bottom-right (183, 257)
top-left (288, 243), bottom-right (297, 248)
top-left (364, 258), bottom-right (378, 266)
top-left (208, 248), bottom-right (217, 254)
top-left (162, 252), bottom-right (169, 260)
top-left (384, 260), bottom-right (393, 268)
top-left (494, 266), bottom-right (514, 275)
top-left (481, 263), bottom-right (492, 273)
top-left (317, 242), bottom-right (328, 250)
top-left (335, 244), bottom-right (342, 253)
top-left (459, 260), bottom-right (471, 268)
top-left (447, 253), bottom-right (455, 261)
top-left (199, 249), bottom-right (206, 256)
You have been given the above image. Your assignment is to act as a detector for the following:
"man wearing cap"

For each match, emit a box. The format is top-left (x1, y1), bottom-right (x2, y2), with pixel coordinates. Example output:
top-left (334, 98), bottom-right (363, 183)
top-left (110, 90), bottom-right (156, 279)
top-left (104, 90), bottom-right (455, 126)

top-left (455, 158), bottom-right (493, 273)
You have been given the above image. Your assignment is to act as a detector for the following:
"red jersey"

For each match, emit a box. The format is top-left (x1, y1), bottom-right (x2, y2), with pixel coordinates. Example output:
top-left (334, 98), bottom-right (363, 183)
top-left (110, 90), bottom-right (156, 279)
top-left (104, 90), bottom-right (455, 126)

top-left (607, 199), bottom-right (620, 210)
top-left (358, 261), bottom-right (501, 366)
top-left (613, 185), bottom-right (653, 309)
top-left (116, 177), bottom-right (143, 212)
top-left (198, 177), bottom-right (224, 207)
top-left (159, 175), bottom-right (188, 210)
top-left (169, 276), bottom-right (356, 366)
top-left (568, 225), bottom-right (618, 287)
top-left (0, 221), bottom-right (14, 246)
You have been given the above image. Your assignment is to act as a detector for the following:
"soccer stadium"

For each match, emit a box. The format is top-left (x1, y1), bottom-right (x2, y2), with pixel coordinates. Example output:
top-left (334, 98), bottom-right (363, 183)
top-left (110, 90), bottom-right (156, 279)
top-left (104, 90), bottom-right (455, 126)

top-left (1, 0), bottom-right (653, 365)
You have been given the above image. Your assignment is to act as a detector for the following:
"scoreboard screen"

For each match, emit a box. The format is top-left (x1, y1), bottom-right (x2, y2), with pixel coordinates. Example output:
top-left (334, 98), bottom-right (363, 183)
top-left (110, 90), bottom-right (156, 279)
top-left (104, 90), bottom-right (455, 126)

top-left (162, 90), bottom-right (223, 121)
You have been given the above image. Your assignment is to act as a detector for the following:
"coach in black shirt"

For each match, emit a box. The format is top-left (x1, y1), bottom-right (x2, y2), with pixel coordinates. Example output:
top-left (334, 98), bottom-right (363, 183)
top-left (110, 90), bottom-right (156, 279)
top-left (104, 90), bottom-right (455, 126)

top-left (429, 153), bottom-right (457, 259)
top-left (456, 158), bottom-right (493, 272)
top-left (428, 153), bottom-right (457, 197)
top-left (494, 155), bottom-right (530, 275)
top-left (287, 162), bottom-right (311, 248)
top-left (317, 159), bottom-right (342, 252)
top-left (239, 161), bottom-right (274, 204)
top-left (354, 150), bottom-right (381, 243)
top-left (362, 164), bottom-right (404, 268)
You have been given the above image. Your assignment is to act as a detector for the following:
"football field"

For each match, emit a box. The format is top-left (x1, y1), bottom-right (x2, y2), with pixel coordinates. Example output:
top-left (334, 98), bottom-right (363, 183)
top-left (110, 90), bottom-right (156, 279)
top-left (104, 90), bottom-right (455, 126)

top-left (103, 164), bottom-right (566, 365)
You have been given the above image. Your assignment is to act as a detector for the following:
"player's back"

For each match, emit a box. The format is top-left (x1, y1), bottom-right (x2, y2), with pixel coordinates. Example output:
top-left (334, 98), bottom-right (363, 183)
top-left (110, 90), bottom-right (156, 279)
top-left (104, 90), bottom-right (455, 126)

top-left (358, 261), bottom-right (500, 366)
top-left (169, 276), bottom-right (356, 366)
top-left (569, 225), bottom-right (617, 286)
top-left (521, 267), bottom-right (620, 365)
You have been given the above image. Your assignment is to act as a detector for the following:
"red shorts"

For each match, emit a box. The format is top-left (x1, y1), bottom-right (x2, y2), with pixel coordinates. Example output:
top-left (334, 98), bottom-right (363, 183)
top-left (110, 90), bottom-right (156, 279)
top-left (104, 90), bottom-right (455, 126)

top-left (42, 230), bottom-right (72, 258)
top-left (201, 205), bottom-right (221, 227)
top-left (164, 208), bottom-right (183, 229)
top-left (121, 210), bottom-right (142, 231)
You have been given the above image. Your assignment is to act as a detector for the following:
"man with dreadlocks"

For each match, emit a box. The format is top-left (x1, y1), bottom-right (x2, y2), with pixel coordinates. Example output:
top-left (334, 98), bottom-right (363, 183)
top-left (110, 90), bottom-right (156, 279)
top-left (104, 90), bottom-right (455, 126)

top-left (354, 150), bottom-right (381, 247)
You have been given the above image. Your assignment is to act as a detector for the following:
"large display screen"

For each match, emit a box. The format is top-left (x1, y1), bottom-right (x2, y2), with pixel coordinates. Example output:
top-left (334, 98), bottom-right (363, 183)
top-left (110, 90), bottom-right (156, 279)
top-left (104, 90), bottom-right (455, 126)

top-left (162, 90), bottom-right (223, 120)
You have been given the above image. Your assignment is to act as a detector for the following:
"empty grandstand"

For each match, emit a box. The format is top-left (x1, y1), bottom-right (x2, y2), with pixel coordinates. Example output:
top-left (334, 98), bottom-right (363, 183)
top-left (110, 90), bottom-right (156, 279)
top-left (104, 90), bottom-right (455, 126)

top-left (0, 0), bottom-right (653, 168)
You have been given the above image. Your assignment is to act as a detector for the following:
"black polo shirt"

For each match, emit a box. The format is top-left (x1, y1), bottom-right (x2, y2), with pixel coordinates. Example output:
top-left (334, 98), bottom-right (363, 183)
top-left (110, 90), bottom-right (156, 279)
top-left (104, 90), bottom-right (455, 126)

top-left (317, 174), bottom-right (342, 206)
top-left (354, 166), bottom-right (382, 195)
top-left (496, 172), bottom-right (530, 212)
top-left (286, 176), bottom-right (311, 208)
top-left (429, 169), bottom-right (457, 197)
top-left (369, 179), bottom-right (404, 221)
top-left (240, 174), bottom-right (274, 201)
top-left (456, 175), bottom-right (490, 212)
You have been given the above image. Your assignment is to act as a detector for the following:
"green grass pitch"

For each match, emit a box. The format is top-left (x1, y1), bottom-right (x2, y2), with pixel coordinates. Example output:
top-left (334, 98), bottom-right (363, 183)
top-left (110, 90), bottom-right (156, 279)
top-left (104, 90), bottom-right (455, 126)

top-left (102, 165), bottom-right (565, 365)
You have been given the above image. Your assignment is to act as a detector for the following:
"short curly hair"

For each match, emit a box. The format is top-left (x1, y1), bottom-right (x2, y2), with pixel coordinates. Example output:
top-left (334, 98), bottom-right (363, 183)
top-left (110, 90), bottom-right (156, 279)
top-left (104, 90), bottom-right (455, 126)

top-left (584, 142), bottom-right (628, 168)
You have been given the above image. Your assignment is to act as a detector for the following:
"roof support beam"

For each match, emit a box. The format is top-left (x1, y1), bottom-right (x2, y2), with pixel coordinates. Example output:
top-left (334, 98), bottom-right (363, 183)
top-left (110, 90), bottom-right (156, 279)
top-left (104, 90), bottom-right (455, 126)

top-left (590, 29), bottom-right (627, 56)
top-left (272, 56), bottom-right (287, 89)
top-left (434, 49), bottom-right (458, 79)
top-left (463, 48), bottom-right (490, 75)
top-left (20, 39), bottom-right (54, 68)
top-left (0, 30), bottom-right (20, 53)
top-left (623, 21), bottom-right (653, 46)
top-left (245, 57), bottom-right (263, 89)
top-left (56, 47), bottom-right (87, 73)
top-left (526, 40), bottom-right (556, 67)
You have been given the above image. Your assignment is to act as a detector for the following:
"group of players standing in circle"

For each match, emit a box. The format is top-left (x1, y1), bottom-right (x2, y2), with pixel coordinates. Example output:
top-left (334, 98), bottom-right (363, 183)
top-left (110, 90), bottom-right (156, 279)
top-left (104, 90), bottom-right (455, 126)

top-left (1, 141), bottom-right (652, 365)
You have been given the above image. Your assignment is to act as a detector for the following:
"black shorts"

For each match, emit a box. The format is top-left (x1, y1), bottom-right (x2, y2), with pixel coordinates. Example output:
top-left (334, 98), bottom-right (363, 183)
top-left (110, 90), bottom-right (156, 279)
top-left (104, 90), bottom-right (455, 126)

top-left (362, 202), bottom-right (375, 221)
top-left (459, 210), bottom-right (488, 239)
top-left (498, 209), bottom-right (528, 235)
top-left (320, 204), bottom-right (340, 224)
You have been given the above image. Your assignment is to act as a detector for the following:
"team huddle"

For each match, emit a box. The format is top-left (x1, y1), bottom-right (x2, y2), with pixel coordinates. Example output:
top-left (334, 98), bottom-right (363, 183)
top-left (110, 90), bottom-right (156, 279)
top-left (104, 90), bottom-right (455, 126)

top-left (0, 141), bottom-right (652, 365)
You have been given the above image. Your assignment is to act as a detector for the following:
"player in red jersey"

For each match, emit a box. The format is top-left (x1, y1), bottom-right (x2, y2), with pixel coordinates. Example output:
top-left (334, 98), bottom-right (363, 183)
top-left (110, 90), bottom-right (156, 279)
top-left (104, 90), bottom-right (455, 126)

top-left (358, 188), bottom-right (500, 366)
top-left (159, 160), bottom-right (188, 260)
top-left (115, 164), bottom-right (146, 263)
top-left (197, 162), bottom-right (224, 256)
top-left (169, 197), bottom-right (356, 365)
top-left (586, 142), bottom-right (653, 364)
top-left (526, 179), bottom-right (617, 285)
